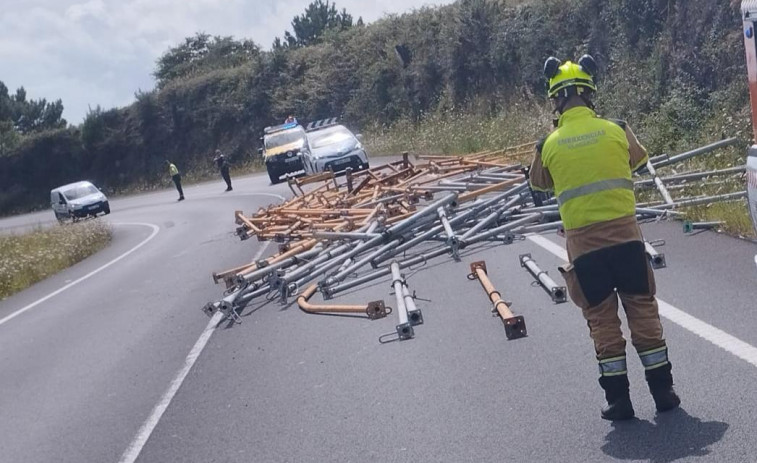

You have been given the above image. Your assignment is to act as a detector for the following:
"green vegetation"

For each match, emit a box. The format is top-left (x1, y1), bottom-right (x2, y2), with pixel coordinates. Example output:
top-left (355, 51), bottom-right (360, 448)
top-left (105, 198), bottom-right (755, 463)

top-left (0, 220), bottom-right (112, 300)
top-left (0, 0), bottom-right (752, 238)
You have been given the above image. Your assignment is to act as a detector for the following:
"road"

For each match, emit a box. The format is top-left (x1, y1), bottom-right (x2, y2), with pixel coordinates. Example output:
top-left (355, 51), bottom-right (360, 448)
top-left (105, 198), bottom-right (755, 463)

top-left (1, 172), bottom-right (756, 463)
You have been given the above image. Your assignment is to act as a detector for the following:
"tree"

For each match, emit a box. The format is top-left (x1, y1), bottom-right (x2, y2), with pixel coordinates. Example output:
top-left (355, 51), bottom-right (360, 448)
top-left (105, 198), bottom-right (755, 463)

top-left (0, 120), bottom-right (20, 156)
top-left (0, 81), bottom-right (67, 136)
top-left (154, 33), bottom-right (260, 87)
top-left (283, 0), bottom-right (357, 48)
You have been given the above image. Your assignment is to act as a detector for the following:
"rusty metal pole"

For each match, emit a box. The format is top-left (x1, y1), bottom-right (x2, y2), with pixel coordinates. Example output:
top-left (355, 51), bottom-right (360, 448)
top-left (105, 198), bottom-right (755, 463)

top-left (296, 284), bottom-right (388, 319)
top-left (468, 261), bottom-right (527, 340)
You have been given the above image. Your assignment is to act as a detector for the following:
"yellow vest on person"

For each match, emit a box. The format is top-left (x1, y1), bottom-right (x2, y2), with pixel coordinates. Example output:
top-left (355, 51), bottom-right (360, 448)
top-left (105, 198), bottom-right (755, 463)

top-left (169, 163), bottom-right (179, 176)
top-left (540, 106), bottom-right (636, 230)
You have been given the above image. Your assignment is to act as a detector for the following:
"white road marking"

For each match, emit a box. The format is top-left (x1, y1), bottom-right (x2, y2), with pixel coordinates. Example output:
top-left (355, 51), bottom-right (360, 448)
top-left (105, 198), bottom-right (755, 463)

top-left (119, 194), bottom-right (284, 463)
top-left (0, 222), bottom-right (160, 328)
top-left (527, 235), bottom-right (757, 369)
top-left (527, 234), bottom-right (569, 261)
top-left (117, 310), bottom-right (223, 463)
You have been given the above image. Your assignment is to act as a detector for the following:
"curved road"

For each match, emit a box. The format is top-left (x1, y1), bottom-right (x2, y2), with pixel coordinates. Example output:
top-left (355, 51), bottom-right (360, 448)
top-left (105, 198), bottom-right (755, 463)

top-left (1, 174), bottom-right (757, 463)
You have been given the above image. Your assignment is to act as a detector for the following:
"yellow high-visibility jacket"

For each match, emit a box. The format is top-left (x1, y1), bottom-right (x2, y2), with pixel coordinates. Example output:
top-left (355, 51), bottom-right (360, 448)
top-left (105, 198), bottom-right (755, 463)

top-left (530, 106), bottom-right (648, 230)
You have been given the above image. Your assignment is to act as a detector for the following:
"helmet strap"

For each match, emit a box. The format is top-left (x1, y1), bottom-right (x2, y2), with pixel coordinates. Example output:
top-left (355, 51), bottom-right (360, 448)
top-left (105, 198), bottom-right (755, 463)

top-left (580, 94), bottom-right (595, 110)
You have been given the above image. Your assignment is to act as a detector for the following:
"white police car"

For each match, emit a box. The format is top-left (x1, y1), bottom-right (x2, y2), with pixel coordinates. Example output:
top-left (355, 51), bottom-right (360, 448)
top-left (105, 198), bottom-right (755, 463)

top-left (302, 119), bottom-right (369, 175)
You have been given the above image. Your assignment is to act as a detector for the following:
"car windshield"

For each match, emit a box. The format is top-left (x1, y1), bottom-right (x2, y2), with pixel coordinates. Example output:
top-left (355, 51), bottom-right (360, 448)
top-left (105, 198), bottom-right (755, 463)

top-left (308, 126), bottom-right (355, 149)
top-left (265, 129), bottom-right (306, 150)
top-left (62, 184), bottom-right (98, 200)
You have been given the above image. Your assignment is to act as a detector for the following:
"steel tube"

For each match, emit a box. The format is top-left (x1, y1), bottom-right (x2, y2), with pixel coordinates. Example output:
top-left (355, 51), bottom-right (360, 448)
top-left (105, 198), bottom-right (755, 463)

top-left (645, 160), bottom-right (675, 205)
top-left (461, 196), bottom-right (522, 240)
top-left (461, 213), bottom-right (542, 247)
top-left (391, 261), bottom-right (414, 340)
top-left (323, 246), bottom-right (451, 297)
top-left (312, 231), bottom-right (381, 241)
top-left (644, 241), bottom-right (667, 269)
top-left (518, 221), bottom-right (564, 234)
top-left (649, 191), bottom-right (747, 210)
top-left (651, 138), bottom-right (739, 169)
top-left (390, 193), bottom-right (458, 236)
top-left (401, 283), bottom-right (423, 326)
top-left (683, 221), bottom-right (724, 233)
top-left (519, 254), bottom-right (567, 303)
top-left (326, 237), bottom-right (404, 285)
top-left (282, 242), bottom-right (357, 291)
top-left (635, 207), bottom-right (683, 217)
top-left (236, 245), bottom-right (325, 284)
top-left (634, 166), bottom-right (746, 188)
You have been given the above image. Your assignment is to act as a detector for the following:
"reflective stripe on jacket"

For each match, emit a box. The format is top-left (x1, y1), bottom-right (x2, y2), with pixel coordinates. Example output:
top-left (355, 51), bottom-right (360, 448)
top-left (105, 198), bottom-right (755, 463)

top-left (539, 107), bottom-right (638, 230)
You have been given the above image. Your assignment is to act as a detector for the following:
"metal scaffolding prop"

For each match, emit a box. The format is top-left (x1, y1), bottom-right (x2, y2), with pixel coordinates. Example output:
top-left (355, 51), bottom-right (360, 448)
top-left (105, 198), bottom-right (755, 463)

top-left (204, 138), bottom-right (747, 342)
top-left (468, 261), bottom-right (527, 340)
top-left (519, 254), bottom-right (567, 304)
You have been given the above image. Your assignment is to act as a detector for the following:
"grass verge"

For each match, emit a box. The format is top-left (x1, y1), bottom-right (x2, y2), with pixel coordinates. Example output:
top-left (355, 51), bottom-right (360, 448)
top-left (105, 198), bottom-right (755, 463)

top-left (0, 220), bottom-right (112, 300)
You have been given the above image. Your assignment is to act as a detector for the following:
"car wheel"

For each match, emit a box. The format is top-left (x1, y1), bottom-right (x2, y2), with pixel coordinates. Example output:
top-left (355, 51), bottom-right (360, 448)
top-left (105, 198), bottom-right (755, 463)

top-left (54, 211), bottom-right (66, 224)
top-left (267, 164), bottom-right (281, 184)
top-left (103, 203), bottom-right (111, 215)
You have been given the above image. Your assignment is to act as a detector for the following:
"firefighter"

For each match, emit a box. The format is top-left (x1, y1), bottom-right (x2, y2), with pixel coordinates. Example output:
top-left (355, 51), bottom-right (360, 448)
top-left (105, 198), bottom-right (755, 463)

top-left (213, 149), bottom-right (233, 191)
top-left (166, 160), bottom-right (184, 201)
top-left (529, 55), bottom-right (680, 420)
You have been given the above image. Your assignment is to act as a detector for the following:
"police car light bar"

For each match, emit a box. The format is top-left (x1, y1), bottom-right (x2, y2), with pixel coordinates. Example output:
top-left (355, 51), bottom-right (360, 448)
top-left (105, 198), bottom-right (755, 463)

top-left (305, 117), bottom-right (338, 132)
top-left (264, 121), bottom-right (300, 134)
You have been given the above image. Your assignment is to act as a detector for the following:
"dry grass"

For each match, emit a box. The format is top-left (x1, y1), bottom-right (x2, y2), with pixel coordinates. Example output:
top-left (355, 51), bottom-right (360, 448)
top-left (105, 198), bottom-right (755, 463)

top-left (0, 220), bottom-right (112, 300)
top-left (363, 104), bottom-right (552, 156)
top-left (680, 201), bottom-right (756, 239)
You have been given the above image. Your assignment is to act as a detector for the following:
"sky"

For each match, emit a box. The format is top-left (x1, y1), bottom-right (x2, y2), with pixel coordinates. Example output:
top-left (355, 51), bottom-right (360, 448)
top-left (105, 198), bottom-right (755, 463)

top-left (0, 0), bottom-right (453, 124)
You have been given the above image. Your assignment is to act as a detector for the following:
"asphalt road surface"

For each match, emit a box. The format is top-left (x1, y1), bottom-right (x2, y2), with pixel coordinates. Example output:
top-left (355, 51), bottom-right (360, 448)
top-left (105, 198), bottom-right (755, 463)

top-left (1, 172), bottom-right (757, 463)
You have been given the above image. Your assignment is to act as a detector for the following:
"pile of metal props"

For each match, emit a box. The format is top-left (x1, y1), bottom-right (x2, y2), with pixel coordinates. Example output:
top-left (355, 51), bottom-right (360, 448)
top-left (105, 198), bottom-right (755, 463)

top-left (204, 137), bottom-right (747, 342)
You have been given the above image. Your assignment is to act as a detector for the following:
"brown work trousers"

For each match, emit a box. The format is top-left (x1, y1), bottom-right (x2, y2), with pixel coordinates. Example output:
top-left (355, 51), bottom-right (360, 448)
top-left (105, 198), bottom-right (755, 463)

top-left (560, 217), bottom-right (666, 360)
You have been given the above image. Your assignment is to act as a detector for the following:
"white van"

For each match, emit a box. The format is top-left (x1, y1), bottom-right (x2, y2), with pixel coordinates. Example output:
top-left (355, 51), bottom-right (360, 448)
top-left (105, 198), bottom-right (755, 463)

top-left (51, 181), bottom-right (110, 222)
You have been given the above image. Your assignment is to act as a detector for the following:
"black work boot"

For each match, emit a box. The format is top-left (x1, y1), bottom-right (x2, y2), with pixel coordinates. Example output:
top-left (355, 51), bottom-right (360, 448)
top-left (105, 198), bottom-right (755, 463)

top-left (645, 362), bottom-right (680, 413)
top-left (599, 375), bottom-right (635, 421)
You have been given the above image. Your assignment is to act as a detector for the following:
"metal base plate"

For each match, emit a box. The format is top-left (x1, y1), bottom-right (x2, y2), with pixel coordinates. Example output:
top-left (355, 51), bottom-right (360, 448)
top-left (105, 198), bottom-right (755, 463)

top-left (366, 301), bottom-right (388, 320)
top-left (396, 322), bottom-right (415, 340)
top-left (503, 315), bottom-right (527, 340)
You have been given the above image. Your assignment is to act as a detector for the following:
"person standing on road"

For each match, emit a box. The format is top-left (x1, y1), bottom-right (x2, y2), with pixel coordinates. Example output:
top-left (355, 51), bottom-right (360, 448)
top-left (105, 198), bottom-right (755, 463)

top-left (213, 149), bottom-right (233, 191)
top-left (529, 55), bottom-right (680, 421)
top-left (166, 160), bottom-right (184, 201)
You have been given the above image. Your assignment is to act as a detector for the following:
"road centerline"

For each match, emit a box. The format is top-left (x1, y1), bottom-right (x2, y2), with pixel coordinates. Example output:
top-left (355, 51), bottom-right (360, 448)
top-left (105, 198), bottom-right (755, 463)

top-left (119, 193), bottom-right (284, 463)
top-left (527, 234), bottom-right (757, 369)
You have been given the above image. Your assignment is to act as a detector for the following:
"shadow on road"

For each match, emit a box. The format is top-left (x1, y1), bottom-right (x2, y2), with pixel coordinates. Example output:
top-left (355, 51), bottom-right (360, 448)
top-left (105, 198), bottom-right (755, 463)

top-left (601, 408), bottom-right (728, 462)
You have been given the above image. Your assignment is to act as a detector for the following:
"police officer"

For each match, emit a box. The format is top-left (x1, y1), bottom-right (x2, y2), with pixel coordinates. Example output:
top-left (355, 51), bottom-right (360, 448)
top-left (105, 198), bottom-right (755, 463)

top-left (213, 149), bottom-right (233, 191)
top-left (166, 160), bottom-right (184, 201)
top-left (529, 55), bottom-right (680, 420)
